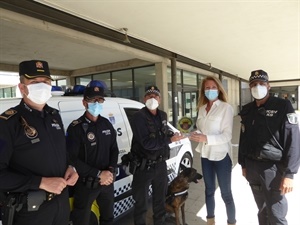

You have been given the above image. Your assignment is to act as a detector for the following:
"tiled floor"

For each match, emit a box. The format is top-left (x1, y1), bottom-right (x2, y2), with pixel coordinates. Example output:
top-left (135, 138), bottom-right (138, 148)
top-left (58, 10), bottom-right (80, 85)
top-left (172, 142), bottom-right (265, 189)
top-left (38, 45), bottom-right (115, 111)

top-left (115, 115), bottom-right (300, 225)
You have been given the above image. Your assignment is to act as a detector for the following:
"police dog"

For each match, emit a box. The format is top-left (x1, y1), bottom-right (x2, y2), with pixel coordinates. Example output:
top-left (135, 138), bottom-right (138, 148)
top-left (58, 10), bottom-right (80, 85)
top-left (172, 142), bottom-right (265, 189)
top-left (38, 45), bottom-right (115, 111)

top-left (165, 167), bottom-right (202, 225)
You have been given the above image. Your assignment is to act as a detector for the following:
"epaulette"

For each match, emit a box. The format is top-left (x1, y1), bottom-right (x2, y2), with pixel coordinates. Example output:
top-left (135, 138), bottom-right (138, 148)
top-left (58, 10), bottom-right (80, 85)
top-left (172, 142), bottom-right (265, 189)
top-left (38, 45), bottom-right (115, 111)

top-left (71, 119), bottom-right (82, 126)
top-left (0, 109), bottom-right (18, 120)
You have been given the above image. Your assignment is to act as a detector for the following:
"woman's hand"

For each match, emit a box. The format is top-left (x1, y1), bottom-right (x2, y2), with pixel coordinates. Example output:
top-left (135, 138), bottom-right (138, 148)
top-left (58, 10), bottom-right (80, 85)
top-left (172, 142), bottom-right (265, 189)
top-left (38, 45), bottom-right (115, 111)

top-left (189, 131), bottom-right (207, 143)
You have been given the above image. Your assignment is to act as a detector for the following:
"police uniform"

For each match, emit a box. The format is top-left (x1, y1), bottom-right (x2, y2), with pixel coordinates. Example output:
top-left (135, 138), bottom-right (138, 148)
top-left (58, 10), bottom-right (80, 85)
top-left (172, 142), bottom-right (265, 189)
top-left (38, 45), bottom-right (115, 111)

top-left (66, 81), bottom-right (119, 225)
top-left (0, 61), bottom-right (70, 225)
top-left (131, 86), bottom-right (171, 225)
top-left (238, 70), bottom-right (300, 225)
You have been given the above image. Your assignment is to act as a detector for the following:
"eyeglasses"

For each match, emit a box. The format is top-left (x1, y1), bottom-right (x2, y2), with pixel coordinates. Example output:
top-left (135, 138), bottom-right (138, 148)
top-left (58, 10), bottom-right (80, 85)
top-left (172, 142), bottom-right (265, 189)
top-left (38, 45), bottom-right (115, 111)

top-left (85, 97), bottom-right (105, 103)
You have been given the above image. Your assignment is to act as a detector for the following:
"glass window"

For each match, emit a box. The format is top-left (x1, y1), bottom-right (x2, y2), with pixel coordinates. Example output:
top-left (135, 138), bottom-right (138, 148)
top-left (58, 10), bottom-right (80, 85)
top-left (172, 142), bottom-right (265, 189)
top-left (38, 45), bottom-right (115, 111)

top-left (167, 68), bottom-right (182, 123)
top-left (134, 66), bottom-right (155, 102)
top-left (112, 69), bottom-right (133, 99)
top-left (182, 71), bottom-right (198, 120)
top-left (3, 87), bottom-right (12, 98)
top-left (241, 81), bottom-right (251, 107)
top-left (76, 76), bottom-right (92, 86)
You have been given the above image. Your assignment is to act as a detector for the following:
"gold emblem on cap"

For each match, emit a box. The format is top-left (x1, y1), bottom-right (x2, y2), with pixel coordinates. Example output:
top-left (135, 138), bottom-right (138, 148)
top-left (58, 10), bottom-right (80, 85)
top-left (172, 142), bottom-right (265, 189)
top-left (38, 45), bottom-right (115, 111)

top-left (94, 87), bottom-right (100, 92)
top-left (36, 61), bottom-right (43, 69)
top-left (151, 86), bottom-right (155, 90)
top-left (255, 71), bottom-right (259, 75)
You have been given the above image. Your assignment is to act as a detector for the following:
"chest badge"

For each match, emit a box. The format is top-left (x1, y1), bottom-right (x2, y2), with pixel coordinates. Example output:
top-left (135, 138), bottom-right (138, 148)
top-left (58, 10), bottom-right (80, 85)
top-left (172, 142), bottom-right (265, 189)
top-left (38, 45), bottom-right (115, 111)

top-left (21, 116), bottom-right (38, 139)
top-left (87, 132), bottom-right (96, 142)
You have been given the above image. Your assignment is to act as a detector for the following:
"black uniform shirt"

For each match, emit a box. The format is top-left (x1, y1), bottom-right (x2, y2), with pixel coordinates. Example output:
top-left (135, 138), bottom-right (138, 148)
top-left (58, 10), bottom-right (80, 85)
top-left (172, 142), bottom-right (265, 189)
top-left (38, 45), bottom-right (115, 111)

top-left (0, 100), bottom-right (67, 192)
top-left (66, 113), bottom-right (119, 178)
top-left (131, 107), bottom-right (171, 160)
top-left (238, 96), bottom-right (300, 178)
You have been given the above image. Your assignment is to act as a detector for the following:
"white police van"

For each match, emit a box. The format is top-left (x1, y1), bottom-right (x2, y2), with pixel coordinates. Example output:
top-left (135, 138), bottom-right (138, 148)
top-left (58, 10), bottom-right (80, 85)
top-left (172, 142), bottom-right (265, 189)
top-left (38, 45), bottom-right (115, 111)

top-left (0, 92), bottom-right (193, 223)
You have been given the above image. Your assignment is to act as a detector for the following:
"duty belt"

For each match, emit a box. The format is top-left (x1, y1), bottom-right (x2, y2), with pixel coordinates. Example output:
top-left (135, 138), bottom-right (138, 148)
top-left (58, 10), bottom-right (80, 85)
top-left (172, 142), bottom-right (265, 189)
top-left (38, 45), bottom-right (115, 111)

top-left (146, 156), bottom-right (166, 165)
top-left (247, 155), bottom-right (271, 162)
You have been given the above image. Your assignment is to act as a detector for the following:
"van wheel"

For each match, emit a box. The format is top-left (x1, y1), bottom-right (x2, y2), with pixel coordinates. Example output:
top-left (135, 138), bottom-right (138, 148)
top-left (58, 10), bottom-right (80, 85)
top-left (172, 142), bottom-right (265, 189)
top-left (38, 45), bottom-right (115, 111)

top-left (178, 152), bottom-right (193, 174)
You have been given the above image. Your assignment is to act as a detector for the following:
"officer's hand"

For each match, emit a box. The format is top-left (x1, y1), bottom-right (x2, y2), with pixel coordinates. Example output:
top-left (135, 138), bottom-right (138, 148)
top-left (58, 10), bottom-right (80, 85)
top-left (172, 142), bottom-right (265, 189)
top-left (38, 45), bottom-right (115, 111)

top-left (170, 132), bottom-right (184, 142)
top-left (280, 177), bottom-right (294, 195)
top-left (39, 177), bottom-right (67, 195)
top-left (99, 170), bottom-right (113, 186)
top-left (64, 166), bottom-right (79, 186)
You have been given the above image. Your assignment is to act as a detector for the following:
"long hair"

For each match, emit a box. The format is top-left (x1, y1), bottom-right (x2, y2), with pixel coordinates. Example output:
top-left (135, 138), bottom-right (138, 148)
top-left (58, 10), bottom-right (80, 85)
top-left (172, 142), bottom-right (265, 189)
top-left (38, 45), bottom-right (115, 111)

top-left (197, 76), bottom-right (228, 110)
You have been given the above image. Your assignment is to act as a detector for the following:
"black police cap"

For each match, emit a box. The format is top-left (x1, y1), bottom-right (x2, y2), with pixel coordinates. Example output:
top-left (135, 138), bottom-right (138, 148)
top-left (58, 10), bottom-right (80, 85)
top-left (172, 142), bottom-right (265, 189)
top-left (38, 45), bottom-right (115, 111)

top-left (145, 85), bottom-right (160, 96)
top-left (84, 80), bottom-right (105, 99)
top-left (249, 70), bottom-right (269, 84)
top-left (19, 60), bottom-right (52, 80)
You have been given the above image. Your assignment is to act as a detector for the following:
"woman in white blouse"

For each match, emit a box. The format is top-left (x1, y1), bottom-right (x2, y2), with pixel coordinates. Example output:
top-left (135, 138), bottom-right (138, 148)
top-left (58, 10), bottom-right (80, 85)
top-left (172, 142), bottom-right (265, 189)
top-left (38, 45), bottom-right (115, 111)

top-left (190, 76), bottom-right (236, 225)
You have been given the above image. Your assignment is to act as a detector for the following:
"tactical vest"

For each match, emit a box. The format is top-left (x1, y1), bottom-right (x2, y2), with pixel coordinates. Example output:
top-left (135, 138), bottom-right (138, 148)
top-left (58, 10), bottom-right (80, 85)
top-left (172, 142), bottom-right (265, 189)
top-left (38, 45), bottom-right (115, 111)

top-left (131, 107), bottom-right (170, 161)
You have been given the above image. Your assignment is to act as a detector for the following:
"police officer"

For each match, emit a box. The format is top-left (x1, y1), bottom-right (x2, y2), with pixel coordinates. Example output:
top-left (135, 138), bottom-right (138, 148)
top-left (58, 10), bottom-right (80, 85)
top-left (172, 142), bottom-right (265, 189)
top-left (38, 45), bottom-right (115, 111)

top-left (66, 80), bottom-right (119, 225)
top-left (130, 86), bottom-right (184, 225)
top-left (238, 70), bottom-right (300, 225)
top-left (0, 60), bottom-right (78, 225)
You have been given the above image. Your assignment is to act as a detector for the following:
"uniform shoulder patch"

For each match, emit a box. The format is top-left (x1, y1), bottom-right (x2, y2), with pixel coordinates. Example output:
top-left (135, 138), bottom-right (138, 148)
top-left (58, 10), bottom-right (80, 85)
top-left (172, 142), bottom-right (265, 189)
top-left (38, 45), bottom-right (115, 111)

top-left (71, 119), bottom-right (82, 126)
top-left (287, 113), bottom-right (298, 124)
top-left (0, 109), bottom-right (17, 120)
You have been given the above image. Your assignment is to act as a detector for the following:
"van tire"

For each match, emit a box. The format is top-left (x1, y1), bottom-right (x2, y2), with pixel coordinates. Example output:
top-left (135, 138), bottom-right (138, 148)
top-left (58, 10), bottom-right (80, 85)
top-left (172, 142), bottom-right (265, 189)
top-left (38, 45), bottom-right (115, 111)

top-left (178, 152), bottom-right (193, 174)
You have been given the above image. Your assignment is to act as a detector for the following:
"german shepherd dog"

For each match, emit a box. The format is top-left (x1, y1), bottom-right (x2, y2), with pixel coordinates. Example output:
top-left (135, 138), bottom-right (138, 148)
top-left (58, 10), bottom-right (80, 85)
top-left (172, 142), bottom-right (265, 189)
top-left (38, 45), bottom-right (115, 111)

top-left (165, 167), bottom-right (202, 225)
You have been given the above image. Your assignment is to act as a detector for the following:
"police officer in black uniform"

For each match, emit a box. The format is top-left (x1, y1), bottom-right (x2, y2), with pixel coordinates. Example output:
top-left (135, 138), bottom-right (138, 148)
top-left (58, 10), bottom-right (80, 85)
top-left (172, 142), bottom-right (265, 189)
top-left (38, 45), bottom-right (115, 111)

top-left (238, 70), bottom-right (300, 225)
top-left (66, 80), bottom-right (119, 225)
top-left (0, 60), bottom-right (78, 225)
top-left (130, 86), bottom-right (184, 225)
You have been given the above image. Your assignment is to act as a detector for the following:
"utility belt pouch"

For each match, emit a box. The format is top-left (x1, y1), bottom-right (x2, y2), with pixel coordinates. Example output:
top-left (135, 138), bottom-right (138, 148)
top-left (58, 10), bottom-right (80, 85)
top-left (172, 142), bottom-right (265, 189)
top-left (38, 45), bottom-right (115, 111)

top-left (84, 177), bottom-right (100, 189)
top-left (27, 190), bottom-right (46, 212)
top-left (258, 143), bottom-right (282, 161)
top-left (129, 160), bottom-right (140, 175)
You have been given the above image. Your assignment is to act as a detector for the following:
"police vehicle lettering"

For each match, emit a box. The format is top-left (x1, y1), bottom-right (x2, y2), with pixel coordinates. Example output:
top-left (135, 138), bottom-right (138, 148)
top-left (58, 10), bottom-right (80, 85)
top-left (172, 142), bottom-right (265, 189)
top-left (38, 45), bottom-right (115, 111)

top-left (116, 127), bottom-right (122, 136)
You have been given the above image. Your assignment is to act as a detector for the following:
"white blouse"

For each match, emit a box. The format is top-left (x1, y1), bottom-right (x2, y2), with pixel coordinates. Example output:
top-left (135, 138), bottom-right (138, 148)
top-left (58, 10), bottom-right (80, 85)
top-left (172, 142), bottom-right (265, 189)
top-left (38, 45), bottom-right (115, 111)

top-left (195, 100), bottom-right (234, 161)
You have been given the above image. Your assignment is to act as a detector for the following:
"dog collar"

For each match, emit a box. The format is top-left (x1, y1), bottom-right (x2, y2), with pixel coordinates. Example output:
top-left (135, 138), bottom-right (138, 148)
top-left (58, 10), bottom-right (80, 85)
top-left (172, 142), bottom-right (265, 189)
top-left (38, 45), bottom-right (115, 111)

top-left (173, 189), bottom-right (188, 197)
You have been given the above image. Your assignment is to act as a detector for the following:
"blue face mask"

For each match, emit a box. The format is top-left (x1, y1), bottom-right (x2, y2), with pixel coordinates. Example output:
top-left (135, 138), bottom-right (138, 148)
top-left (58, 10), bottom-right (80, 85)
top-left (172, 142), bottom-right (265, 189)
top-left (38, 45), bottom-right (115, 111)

top-left (87, 102), bottom-right (103, 117)
top-left (204, 90), bottom-right (219, 101)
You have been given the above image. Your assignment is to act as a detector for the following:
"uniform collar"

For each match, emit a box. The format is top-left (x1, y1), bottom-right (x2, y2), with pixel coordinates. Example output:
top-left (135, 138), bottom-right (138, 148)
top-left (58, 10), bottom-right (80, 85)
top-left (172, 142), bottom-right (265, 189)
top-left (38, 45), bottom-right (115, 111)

top-left (20, 99), bottom-right (54, 118)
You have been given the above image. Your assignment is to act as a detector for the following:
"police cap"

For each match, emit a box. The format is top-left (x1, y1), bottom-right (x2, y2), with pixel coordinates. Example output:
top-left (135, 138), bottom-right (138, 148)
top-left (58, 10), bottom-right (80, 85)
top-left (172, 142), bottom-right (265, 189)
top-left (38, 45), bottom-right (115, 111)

top-left (145, 85), bottom-right (160, 97)
top-left (19, 60), bottom-right (52, 80)
top-left (249, 70), bottom-right (269, 84)
top-left (84, 80), bottom-right (105, 100)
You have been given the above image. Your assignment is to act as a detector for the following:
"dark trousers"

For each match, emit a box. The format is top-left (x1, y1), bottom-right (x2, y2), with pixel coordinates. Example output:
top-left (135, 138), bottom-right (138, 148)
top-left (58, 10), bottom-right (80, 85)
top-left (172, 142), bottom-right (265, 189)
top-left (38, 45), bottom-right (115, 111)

top-left (245, 158), bottom-right (288, 225)
top-left (12, 189), bottom-right (70, 225)
top-left (70, 181), bottom-right (114, 225)
top-left (132, 161), bottom-right (168, 225)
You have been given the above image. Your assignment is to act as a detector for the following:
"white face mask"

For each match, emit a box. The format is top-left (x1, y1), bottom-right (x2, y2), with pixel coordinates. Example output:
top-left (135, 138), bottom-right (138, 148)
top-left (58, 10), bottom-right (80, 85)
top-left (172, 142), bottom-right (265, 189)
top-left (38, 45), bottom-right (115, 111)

top-left (251, 84), bottom-right (268, 100)
top-left (145, 98), bottom-right (159, 110)
top-left (26, 83), bottom-right (52, 105)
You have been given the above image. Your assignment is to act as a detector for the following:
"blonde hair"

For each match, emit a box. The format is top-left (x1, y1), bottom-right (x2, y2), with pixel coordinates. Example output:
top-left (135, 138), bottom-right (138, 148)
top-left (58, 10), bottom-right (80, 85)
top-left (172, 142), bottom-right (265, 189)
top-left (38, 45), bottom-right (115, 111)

top-left (197, 76), bottom-right (228, 110)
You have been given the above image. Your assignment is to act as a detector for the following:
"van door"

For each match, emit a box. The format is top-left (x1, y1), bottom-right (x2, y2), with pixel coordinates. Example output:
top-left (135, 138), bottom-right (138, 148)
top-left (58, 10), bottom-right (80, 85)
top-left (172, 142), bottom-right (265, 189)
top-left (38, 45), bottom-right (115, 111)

top-left (100, 100), bottom-right (132, 164)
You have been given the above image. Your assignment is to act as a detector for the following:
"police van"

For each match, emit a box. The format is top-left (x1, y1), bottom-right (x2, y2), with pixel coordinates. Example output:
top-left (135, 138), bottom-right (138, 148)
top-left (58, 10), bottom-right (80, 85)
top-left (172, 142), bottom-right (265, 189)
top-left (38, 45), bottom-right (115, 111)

top-left (0, 91), bottom-right (193, 223)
